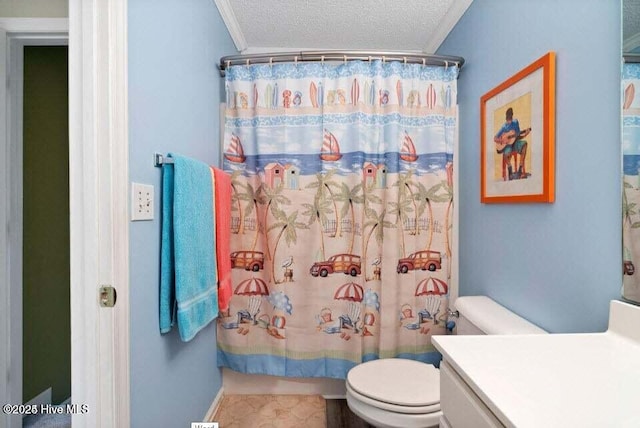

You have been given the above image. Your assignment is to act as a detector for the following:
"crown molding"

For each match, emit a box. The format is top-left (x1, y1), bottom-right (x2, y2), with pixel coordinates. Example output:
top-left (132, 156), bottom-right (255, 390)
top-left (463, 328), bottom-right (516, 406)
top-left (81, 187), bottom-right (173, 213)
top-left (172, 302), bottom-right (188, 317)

top-left (213, 0), bottom-right (246, 52)
top-left (624, 31), bottom-right (640, 53)
top-left (424, 0), bottom-right (473, 54)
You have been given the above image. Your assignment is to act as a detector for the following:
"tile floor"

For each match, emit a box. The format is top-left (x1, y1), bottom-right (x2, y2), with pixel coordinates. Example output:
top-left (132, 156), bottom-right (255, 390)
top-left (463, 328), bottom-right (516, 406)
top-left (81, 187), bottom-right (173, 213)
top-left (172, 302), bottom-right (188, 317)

top-left (212, 395), bottom-right (326, 428)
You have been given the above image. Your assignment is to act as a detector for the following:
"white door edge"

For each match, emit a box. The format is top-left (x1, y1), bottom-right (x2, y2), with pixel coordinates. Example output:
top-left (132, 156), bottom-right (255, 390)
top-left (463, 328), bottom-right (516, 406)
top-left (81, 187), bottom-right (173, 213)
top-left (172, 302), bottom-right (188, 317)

top-left (69, 1), bottom-right (130, 427)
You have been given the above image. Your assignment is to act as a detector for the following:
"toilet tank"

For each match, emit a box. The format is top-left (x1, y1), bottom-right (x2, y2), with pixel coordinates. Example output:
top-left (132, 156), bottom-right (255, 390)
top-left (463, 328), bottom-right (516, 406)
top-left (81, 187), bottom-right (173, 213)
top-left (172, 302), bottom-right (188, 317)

top-left (454, 296), bottom-right (547, 335)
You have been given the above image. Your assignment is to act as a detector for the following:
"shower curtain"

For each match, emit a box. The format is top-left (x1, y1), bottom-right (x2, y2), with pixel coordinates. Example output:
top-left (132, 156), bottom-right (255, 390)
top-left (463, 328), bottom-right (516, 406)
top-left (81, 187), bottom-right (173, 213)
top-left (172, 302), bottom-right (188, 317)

top-left (623, 62), bottom-right (640, 303)
top-left (217, 59), bottom-right (458, 378)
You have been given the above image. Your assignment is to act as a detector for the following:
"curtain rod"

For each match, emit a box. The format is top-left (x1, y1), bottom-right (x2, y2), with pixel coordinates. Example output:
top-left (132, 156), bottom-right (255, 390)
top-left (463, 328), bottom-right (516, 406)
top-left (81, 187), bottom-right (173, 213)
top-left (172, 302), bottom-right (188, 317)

top-left (624, 53), bottom-right (640, 63)
top-left (218, 50), bottom-right (465, 76)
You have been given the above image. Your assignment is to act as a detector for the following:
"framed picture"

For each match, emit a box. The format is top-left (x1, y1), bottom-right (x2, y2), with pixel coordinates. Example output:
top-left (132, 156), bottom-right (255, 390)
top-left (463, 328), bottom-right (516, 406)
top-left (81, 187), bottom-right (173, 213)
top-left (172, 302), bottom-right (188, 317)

top-left (481, 52), bottom-right (555, 203)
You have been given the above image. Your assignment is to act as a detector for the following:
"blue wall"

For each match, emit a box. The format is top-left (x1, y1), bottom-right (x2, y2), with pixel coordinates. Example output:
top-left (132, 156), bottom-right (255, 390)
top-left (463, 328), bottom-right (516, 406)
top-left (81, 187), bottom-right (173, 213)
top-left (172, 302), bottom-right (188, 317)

top-left (439, 0), bottom-right (622, 333)
top-left (128, 0), bottom-right (236, 426)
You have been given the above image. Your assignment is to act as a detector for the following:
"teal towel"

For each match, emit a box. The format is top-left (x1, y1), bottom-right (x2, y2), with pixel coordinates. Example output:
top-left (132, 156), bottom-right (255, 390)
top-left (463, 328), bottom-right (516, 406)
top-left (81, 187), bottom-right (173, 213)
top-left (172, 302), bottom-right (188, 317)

top-left (160, 153), bottom-right (218, 341)
top-left (160, 161), bottom-right (176, 333)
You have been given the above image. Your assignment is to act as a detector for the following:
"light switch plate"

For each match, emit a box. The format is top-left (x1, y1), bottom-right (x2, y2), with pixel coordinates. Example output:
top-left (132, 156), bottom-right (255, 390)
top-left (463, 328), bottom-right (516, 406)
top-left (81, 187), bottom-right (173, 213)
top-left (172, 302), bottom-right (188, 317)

top-left (131, 182), bottom-right (154, 221)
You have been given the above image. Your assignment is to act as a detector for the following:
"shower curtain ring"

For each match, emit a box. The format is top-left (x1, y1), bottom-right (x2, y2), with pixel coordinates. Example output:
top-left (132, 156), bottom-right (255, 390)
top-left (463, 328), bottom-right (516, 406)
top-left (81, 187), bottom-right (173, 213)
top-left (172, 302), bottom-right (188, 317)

top-left (294, 56), bottom-right (298, 64)
top-left (269, 57), bottom-right (273, 68)
top-left (246, 59), bottom-right (250, 67)
top-left (321, 56), bottom-right (325, 64)
top-left (422, 59), bottom-right (426, 66)
top-left (382, 56), bottom-right (386, 63)
top-left (445, 60), bottom-right (448, 70)
top-left (368, 56), bottom-right (372, 63)
top-left (226, 60), bottom-right (231, 69)
top-left (344, 55), bottom-right (347, 64)
top-left (403, 57), bottom-right (407, 65)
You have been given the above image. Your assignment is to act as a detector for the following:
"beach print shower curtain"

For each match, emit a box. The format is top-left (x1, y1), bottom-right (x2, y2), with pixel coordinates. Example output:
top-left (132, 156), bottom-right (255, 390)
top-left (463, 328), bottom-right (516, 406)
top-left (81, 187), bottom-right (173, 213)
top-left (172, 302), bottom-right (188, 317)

top-left (217, 60), bottom-right (458, 378)
top-left (623, 62), bottom-right (640, 304)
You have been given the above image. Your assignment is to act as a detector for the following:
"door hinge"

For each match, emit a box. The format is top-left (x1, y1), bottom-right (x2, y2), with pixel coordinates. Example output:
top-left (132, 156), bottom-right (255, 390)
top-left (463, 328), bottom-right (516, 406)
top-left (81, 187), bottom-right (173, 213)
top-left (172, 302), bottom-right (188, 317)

top-left (99, 285), bottom-right (117, 308)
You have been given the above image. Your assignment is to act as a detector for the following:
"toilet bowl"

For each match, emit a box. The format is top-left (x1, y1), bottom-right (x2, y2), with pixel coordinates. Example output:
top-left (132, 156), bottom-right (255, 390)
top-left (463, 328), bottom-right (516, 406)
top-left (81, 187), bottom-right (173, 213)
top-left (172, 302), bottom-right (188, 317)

top-left (345, 296), bottom-right (547, 428)
top-left (345, 358), bottom-right (441, 428)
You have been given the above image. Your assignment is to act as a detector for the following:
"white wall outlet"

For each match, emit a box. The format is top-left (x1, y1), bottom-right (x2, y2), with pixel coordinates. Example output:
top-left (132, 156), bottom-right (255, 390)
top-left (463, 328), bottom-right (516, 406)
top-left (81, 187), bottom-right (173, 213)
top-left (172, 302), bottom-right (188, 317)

top-left (131, 183), bottom-right (154, 221)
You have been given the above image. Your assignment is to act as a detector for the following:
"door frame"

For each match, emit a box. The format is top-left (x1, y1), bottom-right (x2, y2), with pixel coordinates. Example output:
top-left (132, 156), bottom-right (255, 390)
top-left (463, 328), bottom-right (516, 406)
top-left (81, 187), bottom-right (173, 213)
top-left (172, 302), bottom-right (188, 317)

top-left (1, 27), bottom-right (68, 428)
top-left (0, 2), bottom-right (130, 426)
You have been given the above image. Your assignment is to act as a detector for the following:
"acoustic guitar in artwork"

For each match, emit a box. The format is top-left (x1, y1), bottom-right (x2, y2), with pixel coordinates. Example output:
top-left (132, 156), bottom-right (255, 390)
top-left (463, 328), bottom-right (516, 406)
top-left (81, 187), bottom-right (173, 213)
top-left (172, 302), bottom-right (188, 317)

top-left (496, 128), bottom-right (531, 154)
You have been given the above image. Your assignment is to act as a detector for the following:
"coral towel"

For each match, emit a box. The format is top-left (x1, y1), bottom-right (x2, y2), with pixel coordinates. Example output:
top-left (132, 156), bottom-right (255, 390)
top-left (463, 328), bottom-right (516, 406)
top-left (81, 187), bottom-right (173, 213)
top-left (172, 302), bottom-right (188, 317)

top-left (212, 167), bottom-right (233, 313)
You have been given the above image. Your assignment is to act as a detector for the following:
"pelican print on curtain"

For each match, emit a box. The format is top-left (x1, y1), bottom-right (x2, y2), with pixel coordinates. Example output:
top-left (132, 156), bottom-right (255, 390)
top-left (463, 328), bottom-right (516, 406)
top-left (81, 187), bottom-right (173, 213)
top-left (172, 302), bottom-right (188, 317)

top-left (623, 62), bottom-right (640, 304)
top-left (218, 60), bottom-right (458, 378)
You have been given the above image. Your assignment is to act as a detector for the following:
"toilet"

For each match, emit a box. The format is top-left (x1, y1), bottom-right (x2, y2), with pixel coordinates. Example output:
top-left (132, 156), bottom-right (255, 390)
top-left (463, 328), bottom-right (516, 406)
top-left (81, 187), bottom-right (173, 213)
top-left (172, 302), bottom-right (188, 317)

top-left (345, 296), bottom-right (547, 428)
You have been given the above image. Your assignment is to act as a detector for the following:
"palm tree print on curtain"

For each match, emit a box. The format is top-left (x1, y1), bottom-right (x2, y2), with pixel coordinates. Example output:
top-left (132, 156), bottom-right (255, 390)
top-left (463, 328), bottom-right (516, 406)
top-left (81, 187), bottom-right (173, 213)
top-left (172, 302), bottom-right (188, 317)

top-left (218, 60), bottom-right (458, 379)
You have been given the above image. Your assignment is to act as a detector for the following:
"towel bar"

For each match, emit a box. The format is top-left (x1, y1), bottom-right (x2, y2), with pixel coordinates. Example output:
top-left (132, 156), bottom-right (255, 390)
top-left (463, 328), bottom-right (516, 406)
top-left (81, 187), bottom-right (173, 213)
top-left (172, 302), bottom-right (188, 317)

top-left (154, 153), bottom-right (173, 167)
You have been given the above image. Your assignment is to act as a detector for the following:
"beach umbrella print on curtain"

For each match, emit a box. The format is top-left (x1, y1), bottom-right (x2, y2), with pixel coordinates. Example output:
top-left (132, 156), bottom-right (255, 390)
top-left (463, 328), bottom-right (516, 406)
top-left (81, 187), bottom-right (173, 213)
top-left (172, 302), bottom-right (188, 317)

top-left (334, 282), bottom-right (364, 302)
top-left (414, 277), bottom-right (448, 296)
top-left (415, 277), bottom-right (448, 324)
top-left (235, 277), bottom-right (270, 320)
top-left (334, 282), bottom-right (364, 332)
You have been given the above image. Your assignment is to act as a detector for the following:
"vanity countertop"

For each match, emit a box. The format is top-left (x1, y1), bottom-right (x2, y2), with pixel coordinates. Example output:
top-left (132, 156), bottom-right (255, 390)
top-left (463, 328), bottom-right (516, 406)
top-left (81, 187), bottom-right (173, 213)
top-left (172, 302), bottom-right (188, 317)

top-left (432, 300), bottom-right (640, 428)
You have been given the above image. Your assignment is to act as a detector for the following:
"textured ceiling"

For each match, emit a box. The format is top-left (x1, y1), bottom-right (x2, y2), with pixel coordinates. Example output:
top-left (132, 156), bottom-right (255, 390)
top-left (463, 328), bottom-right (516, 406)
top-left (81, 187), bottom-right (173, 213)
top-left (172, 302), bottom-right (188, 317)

top-left (624, 0), bottom-right (640, 50)
top-left (216, 0), bottom-right (473, 54)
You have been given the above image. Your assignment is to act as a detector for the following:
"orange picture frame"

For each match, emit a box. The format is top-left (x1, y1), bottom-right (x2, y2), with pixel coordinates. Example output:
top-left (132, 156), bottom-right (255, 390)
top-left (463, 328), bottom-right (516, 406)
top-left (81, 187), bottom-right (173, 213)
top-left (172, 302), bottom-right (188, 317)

top-left (480, 52), bottom-right (555, 203)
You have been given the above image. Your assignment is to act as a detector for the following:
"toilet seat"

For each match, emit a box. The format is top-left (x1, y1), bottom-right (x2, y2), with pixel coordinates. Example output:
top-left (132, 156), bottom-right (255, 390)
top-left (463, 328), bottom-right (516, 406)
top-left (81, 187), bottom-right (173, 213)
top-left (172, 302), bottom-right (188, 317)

top-left (345, 358), bottom-right (442, 427)
top-left (346, 382), bottom-right (441, 414)
top-left (347, 358), bottom-right (440, 407)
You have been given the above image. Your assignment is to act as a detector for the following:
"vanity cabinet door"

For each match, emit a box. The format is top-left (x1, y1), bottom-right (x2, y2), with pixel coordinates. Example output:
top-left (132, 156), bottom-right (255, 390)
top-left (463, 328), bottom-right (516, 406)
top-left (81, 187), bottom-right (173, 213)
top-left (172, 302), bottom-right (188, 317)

top-left (440, 361), bottom-right (505, 428)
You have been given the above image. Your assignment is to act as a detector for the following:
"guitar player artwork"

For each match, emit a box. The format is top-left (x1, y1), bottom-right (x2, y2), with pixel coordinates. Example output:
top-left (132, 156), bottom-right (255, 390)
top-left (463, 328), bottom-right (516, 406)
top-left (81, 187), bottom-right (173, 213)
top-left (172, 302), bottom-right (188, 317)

top-left (481, 52), bottom-right (554, 203)
top-left (493, 93), bottom-right (532, 181)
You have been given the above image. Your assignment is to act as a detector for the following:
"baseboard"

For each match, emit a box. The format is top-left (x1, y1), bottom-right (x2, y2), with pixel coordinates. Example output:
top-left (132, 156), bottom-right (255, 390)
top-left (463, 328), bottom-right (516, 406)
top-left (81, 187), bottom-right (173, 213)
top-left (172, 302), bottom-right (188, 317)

top-left (322, 394), bottom-right (347, 400)
top-left (203, 387), bottom-right (225, 422)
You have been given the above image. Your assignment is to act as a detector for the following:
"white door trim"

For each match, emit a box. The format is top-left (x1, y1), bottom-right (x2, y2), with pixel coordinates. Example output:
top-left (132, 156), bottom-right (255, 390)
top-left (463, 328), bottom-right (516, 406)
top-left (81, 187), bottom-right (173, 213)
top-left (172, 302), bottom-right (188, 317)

top-left (0, 24), bottom-right (12, 428)
top-left (0, 18), bottom-right (69, 33)
top-left (1, 29), bottom-right (68, 428)
top-left (69, 0), bottom-right (130, 426)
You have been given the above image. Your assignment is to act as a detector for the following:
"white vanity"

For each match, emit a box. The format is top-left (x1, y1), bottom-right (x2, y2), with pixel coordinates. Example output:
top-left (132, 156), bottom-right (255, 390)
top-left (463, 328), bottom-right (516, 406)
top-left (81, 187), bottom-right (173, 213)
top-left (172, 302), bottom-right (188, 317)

top-left (433, 300), bottom-right (640, 427)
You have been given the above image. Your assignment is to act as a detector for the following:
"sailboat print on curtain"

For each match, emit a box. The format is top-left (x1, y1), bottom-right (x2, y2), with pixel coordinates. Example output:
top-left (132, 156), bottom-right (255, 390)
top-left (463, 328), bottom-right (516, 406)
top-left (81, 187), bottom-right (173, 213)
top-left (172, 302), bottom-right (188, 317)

top-left (224, 133), bottom-right (246, 164)
top-left (219, 59), bottom-right (458, 379)
top-left (320, 129), bottom-right (343, 161)
top-left (399, 131), bottom-right (418, 162)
